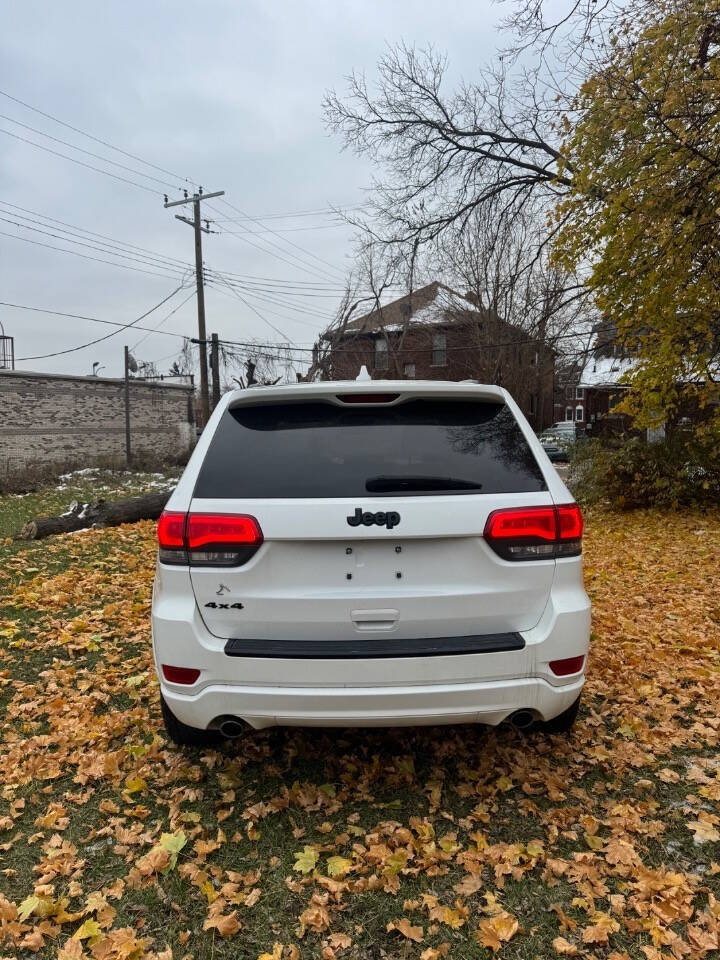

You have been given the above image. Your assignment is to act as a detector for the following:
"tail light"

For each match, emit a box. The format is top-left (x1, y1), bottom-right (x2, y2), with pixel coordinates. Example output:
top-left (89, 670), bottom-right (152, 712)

top-left (335, 393), bottom-right (400, 404)
top-left (157, 511), bottom-right (263, 567)
top-left (484, 504), bottom-right (583, 561)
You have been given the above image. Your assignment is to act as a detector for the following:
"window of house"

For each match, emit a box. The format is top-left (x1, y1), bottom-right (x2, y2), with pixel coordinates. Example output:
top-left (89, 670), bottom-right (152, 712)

top-left (565, 407), bottom-right (574, 422)
top-left (576, 387), bottom-right (585, 399)
top-left (529, 393), bottom-right (536, 415)
top-left (403, 363), bottom-right (416, 378)
top-left (565, 386), bottom-right (574, 400)
top-left (374, 338), bottom-right (388, 371)
top-left (531, 351), bottom-right (539, 366)
top-left (575, 405), bottom-right (584, 422)
top-left (431, 333), bottom-right (447, 367)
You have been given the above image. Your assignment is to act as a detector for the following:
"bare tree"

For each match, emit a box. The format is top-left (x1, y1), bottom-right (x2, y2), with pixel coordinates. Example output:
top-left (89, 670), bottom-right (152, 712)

top-left (224, 343), bottom-right (301, 388)
top-left (321, 9), bottom-right (614, 398)
top-left (323, 43), bottom-right (572, 255)
top-left (308, 244), bottom-right (414, 380)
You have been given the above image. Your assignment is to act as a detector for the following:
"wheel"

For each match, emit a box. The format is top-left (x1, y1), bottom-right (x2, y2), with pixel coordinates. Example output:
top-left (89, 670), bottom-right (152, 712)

top-left (160, 694), bottom-right (221, 748)
top-left (540, 694), bottom-right (581, 734)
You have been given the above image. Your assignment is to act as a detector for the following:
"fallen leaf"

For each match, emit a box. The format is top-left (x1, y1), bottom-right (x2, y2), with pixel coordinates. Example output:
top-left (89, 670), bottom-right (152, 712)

top-left (387, 918), bottom-right (424, 943)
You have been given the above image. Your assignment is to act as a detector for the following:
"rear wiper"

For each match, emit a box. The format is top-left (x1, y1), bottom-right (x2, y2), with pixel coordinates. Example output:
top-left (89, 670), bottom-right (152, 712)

top-left (365, 475), bottom-right (483, 492)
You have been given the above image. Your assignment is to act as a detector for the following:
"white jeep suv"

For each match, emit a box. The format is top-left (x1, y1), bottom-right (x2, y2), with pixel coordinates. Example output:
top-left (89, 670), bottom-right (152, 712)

top-left (152, 380), bottom-right (590, 745)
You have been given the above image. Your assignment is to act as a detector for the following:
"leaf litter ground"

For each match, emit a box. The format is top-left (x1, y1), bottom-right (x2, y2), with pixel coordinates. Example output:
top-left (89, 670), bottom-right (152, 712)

top-left (0, 505), bottom-right (719, 959)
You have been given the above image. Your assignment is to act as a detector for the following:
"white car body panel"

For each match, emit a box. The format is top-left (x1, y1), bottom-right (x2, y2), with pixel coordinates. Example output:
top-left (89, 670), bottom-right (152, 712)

top-left (153, 380), bottom-right (590, 731)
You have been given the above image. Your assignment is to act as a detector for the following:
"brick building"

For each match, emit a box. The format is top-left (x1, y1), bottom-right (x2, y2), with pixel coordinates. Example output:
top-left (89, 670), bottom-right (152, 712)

top-left (553, 322), bottom-right (636, 437)
top-left (0, 369), bottom-right (195, 479)
top-left (313, 281), bottom-right (556, 430)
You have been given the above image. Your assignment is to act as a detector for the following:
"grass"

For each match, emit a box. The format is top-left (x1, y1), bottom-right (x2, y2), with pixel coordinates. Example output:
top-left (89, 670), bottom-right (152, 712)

top-left (0, 487), bottom-right (719, 959)
top-left (0, 466), bottom-right (180, 539)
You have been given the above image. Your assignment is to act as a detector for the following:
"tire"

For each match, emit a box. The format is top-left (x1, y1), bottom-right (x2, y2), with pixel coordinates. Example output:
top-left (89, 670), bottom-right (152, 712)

top-left (160, 694), bottom-right (222, 748)
top-left (540, 694), bottom-right (581, 734)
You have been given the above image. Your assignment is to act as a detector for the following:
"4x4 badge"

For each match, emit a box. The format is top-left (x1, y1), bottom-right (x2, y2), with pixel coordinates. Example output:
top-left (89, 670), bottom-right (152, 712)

top-left (347, 508), bottom-right (401, 529)
top-left (205, 601), bottom-right (244, 610)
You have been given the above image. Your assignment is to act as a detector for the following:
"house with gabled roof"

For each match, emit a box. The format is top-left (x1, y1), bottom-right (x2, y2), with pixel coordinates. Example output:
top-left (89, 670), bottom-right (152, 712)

top-left (310, 280), bottom-right (556, 430)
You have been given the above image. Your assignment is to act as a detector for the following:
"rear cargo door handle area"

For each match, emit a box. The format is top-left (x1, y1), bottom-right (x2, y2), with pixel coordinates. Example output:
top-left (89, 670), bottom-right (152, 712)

top-left (351, 608), bottom-right (399, 632)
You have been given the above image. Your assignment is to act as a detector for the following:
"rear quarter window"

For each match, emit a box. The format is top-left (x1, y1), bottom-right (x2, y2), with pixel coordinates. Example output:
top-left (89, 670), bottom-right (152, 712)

top-left (194, 397), bottom-right (546, 498)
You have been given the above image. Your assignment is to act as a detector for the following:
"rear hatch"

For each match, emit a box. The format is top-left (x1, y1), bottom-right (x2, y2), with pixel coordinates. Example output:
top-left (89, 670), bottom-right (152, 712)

top-left (188, 391), bottom-right (556, 645)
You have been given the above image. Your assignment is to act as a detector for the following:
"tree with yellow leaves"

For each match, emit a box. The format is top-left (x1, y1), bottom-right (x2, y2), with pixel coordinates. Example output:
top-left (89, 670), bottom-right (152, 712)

top-left (555, 1), bottom-right (720, 434)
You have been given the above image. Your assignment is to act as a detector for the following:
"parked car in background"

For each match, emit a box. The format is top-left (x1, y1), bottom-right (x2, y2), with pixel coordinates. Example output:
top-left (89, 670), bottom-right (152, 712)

top-left (152, 379), bottom-right (590, 746)
top-left (539, 422), bottom-right (577, 461)
top-left (541, 443), bottom-right (567, 463)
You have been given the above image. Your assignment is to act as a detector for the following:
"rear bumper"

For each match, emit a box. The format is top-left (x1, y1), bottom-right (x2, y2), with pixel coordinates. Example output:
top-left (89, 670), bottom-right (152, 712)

top-left (161, 674), bottom-right (584, 730)
top-left (153, 564), bottom-right (590, 730)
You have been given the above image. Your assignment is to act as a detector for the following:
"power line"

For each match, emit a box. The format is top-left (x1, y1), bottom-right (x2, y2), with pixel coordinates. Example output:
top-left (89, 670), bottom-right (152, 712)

top-left (209, 213), bottom-right (342, 283)
top-left (0, 213), bottom-right (190, 278)
top-left (0, 227), bottom-right (191, 280)
top-left (130, 289), bottom-right (197, 351)
top-left (206, 278), bottom-right (324, 331)
top-left (0, 200), bottom-right (355, 291)
top-left (0, 113), bottom-right (180, 191)
top-left (199, 270), bottom-right (350, 288)
top-left (213, 197), bottom-right (345, 281)
top-left (0, 91), bottom-right (355, 291)
top-left (2, 297), bottom-right (597, 369)
top-left (208, 273), bottom-right (292, 340)
top-left (10, 286), bottom-right (187, 361)
top-left (206, 274), bottom-right (334, 320)
top-left (0, 128), bottom-right (163, 195)
top-left (0, 300), bottom-right (191, 342)
top-left (0, 199), bottom-right (194, 271)
top-left (210, 204), bottom-right (366, 223)
top-left (142, 344), bottom-right (190, 366)
top-left (214, 221), bottom-right (345, 234)
top-left (0, 300), bottom-right (316, 353)
top-left (203, 273), bottom-right (350, 298)
top-left (0, 88), bottom-right (197, 190)
top-left (206, 281), bottom-right (331, 331)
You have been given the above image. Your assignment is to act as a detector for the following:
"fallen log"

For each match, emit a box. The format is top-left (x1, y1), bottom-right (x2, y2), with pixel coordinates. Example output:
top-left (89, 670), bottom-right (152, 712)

top-left (19, 491), bottom-right (171, 540)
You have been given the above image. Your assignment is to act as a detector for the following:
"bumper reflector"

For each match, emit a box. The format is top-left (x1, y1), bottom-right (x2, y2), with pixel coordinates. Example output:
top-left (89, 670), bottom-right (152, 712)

top-left (162, 665), bottom-right (200, 685)
top-left (549, 655), bottom-right (585, 676)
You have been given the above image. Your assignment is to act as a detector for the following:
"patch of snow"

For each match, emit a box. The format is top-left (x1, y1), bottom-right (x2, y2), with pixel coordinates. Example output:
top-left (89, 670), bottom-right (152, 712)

top-left (58, 467), bottom-right (99, 480)
top-left (579, 355), bottom-right (635, 388)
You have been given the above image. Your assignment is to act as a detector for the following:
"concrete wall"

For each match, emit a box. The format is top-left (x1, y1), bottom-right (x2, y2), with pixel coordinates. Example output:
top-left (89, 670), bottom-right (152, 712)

top-left (0, 369), bottom-right (195, 477)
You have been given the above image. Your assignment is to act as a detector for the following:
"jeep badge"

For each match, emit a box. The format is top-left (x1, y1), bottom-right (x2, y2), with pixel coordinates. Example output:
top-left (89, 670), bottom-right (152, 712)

top-left (346, 508), bottom-right (401, 529)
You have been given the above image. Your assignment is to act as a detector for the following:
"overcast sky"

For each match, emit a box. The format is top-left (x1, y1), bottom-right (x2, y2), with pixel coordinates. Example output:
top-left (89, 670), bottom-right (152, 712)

top-left (1, 0), bottom-right (509, 378)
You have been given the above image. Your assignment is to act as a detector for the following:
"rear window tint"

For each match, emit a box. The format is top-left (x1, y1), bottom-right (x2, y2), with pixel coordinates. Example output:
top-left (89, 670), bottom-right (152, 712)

top-left (194, 398), bottom-right (546, 499)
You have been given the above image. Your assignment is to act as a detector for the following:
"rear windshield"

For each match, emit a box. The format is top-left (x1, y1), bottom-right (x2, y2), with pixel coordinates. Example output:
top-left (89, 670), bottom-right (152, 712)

top-left (194, 398), bottom-right (546, 499)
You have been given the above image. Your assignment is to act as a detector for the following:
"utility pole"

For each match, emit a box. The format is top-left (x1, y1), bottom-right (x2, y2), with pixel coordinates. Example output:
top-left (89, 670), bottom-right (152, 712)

top-left (124, 345), bottom-right (131, 466)
top-left (164, 188), bottom-right (224, 426)
top-left (210, 332), bottom-right (221, 409)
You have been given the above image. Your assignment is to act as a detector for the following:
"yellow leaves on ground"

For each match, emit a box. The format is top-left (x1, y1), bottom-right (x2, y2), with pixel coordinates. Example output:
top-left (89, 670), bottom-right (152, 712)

top-left (203, 900), bottom-right (241, 938)
top-left (326, 855), bottom-right (352, 878)
top-left (553, 935), bottom-right (579, 955)
top-left (1, 509), bottom-right (720, 958)
top-left (687, 815), bottom-right (720, 845)
top-left (73, 917), bottom-right (103, 941)
top-left (293, 845), bottom-right (318, 874)
top-left (476, 910), bottom-right (519, 951)
top-left (581, 911), bottom-right (620, 945)
top-left (134, 831), bottom-right (186, 877)
top-left (297, 893), bottom-right (331, 937)
top-left (387, 917), bottom-right (424, 942)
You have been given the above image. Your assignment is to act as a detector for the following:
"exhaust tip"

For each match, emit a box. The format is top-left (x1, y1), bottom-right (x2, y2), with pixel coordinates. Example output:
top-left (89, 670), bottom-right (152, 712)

top-left (217, 717), bottom-right (247, 739)
top-left (509, 709), bottom-right (535, 730)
